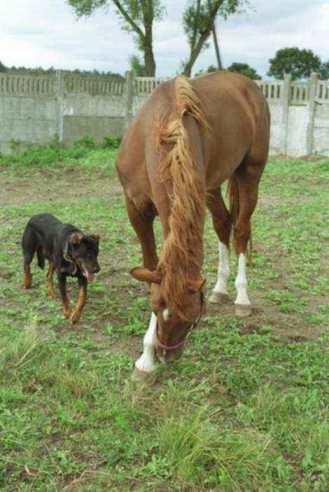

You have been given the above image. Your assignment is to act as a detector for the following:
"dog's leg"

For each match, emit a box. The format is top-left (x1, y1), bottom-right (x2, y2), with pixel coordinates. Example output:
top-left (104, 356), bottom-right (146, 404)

top-left (47, 262), bottom-right (55, 298)
top-left (23, 262), bottom-right (32, 289)
top-left (58, 273), bottom-right (71, 319)
top-left (22, 225), bottom-right (35, 289)
top-left (70, 276), bottom-right (87, 325)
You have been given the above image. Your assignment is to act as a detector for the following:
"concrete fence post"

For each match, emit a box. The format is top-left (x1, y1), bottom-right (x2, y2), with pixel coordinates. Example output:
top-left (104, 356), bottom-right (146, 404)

top-left (125, 71), bottom-right (134, 129)
top-left (306, 72), bottom-right (319, 156)
top-left (55, 70), bottom-right (65, 143)
top-left (281, 74), bottom-right (291, 155)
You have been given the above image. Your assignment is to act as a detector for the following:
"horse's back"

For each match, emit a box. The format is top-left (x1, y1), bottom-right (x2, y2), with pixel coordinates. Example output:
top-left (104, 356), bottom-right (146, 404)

top-left (191, 71), bottom-right (270, 185)
top-left (117, 71), bottom-right (270, 196)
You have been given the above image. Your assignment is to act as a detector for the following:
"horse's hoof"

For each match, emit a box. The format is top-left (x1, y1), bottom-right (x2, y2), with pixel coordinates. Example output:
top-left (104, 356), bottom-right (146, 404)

top-left (209, 291), bottom-right (230, 304)
top-left (235, 304), bottom-right (252, 317)
top-left (131, 367), bottom-right (156, 384)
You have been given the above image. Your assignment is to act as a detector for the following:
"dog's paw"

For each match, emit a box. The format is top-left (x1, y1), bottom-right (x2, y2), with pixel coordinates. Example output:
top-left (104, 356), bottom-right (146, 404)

top-left (63, 308), bottom-right (71, 319)
top-left (69, 310), bottom-right (81, 325)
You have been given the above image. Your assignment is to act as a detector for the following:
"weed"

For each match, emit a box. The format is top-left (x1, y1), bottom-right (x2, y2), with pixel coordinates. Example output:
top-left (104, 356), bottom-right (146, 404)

top-left (0, 155), bottom-right (328, 490)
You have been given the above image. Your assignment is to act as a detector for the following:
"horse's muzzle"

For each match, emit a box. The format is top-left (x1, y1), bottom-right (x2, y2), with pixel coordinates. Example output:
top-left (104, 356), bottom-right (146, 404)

top-left (156, 345), bottom-right (184, 363)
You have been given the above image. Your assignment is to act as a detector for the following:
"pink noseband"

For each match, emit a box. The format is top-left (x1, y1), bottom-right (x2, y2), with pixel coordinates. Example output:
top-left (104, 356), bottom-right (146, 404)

top-left (156, 326), bottom-right (187, 351)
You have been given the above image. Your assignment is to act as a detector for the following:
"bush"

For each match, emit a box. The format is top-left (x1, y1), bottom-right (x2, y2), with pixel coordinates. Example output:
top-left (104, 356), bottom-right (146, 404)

top-left (0, 135), bottom-right (120, 169)
top-left (102, 135), bottom-right (121, 149)
top-left (73, 136), bottom-right (96, 149)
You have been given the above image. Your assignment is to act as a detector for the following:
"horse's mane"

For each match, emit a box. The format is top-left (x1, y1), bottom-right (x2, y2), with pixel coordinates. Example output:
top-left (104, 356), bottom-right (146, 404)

top-left (157, 76), bottom-right (208, 317)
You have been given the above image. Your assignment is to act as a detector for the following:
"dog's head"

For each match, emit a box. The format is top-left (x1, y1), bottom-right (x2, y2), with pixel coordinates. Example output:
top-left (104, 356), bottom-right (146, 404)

top-left (68, 232), bottom-right (100, 281)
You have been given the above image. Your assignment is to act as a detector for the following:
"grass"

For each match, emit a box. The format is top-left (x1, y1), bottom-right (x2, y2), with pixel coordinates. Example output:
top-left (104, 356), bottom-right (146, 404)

top-left (0, 145), bottom-right (329, 490)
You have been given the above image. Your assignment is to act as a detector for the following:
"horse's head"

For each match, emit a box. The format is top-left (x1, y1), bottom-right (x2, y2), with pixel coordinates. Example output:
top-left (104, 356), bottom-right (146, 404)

top-left (131, 267), bottom-right (205, 362)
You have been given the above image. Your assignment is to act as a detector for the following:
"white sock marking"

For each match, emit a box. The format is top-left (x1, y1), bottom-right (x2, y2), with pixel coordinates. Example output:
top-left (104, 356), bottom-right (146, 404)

top-left (135, 312), bottom-right (157, 373)
top-left (213, 242), bottom-right (230, 295)
top-left (234, 254), bottom-right (250, 306)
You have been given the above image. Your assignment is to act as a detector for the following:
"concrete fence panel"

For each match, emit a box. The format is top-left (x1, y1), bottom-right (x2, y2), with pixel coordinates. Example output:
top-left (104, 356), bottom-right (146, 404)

top-left (0, 71), bottom-right (328, 156)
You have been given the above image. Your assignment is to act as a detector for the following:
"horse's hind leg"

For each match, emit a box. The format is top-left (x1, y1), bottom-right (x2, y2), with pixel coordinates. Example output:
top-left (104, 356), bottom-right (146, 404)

top-left (207, 189), bottom-right (232, 304)
top-left (231, 159), bottom-right (265, 317)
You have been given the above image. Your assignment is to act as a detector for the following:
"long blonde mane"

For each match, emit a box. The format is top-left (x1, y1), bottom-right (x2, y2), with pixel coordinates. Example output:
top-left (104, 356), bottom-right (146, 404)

top-left (157, 76), bottom-right (208, 317)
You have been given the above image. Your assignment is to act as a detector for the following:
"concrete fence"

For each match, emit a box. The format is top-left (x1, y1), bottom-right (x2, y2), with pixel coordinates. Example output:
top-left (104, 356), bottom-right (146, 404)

top-left (0, 71), bottom-right (328, 156)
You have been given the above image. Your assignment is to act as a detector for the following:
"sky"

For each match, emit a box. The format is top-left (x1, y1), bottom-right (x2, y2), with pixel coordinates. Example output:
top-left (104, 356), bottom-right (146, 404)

top-left (0, 0), bottom-right (328, 78)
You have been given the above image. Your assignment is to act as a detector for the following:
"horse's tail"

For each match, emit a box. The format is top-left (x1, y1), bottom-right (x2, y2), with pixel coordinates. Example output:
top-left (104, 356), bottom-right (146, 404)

top-left (228, 174), bottom-right (239, 230)
top-left (158, 76), bottom-right (208, 315)
top-left (227, 174), bottom-right (253, 263)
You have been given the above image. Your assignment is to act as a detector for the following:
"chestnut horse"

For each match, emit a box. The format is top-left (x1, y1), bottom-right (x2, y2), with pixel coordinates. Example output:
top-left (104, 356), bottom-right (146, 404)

top-left (116, 71), bottom-right (270, 376)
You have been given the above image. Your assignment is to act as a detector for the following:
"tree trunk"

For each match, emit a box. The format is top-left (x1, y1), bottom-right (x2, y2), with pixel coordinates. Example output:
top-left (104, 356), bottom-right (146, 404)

top-left (143, 43), bottom-right (156, 76)
top-left (182, 0), bottom-right (224, 77)
top-left (183, 28), bottom-right (212, 77)
top-left (207, 0), bottom-right (222, 70)
top-left (212, 25), bottom-right (222, 69)
top-left (183, 50), bottom-right (199, 77)
top-left (142, 11), bottom-right (156, 76)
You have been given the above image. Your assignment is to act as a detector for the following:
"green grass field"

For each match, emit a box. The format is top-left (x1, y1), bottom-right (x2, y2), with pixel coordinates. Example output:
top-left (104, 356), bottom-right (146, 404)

top-left (1, 144), bottom-right (329, 491)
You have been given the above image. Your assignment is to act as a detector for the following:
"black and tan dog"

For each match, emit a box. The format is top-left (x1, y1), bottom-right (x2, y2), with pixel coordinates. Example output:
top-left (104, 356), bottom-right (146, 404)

top-left (22, 213), bottom-right (100, 324)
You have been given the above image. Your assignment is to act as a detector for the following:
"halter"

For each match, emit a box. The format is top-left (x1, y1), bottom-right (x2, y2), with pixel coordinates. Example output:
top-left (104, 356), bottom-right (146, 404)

top-left (156, 292), bottom-right (204, 351)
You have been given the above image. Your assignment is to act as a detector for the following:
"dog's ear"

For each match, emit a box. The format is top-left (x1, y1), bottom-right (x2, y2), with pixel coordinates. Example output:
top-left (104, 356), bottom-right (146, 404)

top-left (69, 232), bottom-right (84, 245)
top-left (89, 234), bottom-right (100, 244)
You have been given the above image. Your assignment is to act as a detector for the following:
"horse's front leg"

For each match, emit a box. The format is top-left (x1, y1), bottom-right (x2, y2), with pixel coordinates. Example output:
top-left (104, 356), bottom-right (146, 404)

top-left (206, 190), bottom-right (232, 304)
top-left (125, 196), bottom-right (159, 375)
top-left (135, 312), bottom-right (157, 374)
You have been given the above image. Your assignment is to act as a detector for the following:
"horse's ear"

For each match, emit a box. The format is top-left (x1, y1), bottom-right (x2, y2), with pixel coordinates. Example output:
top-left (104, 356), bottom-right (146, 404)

top-left (188, 277), bottom-right (206, 294)
top-left (130, 267), bottom-right (161, 284)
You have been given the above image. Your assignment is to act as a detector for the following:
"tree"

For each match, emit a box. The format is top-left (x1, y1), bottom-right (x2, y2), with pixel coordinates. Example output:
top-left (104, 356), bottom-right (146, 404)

top-left (195, 64), bottom-right (218, 76)
top-left (67, 0), bottom-right (164, 76)
top-left (319, 61), bottom-right (329, 80)
top-left (268, 48), bottom-right (321, 80)
top-left (0, 61), bottom-right (7, 72)
top-left (182, 0), bottom-right (246, 77)
top-left (227, 62), bottom-right (260, 80)
top-left (130, 54), bottom-right (146, 76)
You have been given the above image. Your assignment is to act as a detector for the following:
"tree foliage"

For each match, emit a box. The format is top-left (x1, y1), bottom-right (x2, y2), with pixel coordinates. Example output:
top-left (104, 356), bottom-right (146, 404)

top-left (268, 48), bottom-right (321, 80)
top-left (194, 64), bottom-right (218, 76)
top-left (130, 54), bottom-right (146, 75)
top-left (182, 0), bottom-right (247, 76)
top-left (227, 62), bottom-right (260, 80)
top-left (68, 0), bottom-right (164, 75)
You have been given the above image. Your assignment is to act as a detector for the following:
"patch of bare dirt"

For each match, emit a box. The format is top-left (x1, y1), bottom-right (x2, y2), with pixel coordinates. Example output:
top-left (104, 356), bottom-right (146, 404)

top-left (0, 167), bottom-right (122, 207)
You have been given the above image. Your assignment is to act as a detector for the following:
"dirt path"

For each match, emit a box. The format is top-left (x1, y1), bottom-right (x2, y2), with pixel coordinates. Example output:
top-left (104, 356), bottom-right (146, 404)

top-left (0, 167), bottom-right (122, 207)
